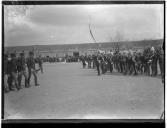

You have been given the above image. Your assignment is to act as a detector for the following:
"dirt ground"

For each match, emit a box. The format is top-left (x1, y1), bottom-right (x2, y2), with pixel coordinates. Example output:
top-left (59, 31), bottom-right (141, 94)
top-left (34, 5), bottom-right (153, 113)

top-left (4, 62), bottom-right (164, 119)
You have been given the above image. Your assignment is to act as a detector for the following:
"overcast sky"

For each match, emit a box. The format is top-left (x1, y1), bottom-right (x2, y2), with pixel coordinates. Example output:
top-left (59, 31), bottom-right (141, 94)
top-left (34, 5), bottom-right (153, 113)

top-left (4, 4), bottom-right (164, 46)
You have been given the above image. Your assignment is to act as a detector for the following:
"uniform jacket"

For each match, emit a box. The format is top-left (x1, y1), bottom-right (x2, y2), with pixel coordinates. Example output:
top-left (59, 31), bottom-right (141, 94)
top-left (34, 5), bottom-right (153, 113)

top-left (27, 57), bottom-right (35, 69)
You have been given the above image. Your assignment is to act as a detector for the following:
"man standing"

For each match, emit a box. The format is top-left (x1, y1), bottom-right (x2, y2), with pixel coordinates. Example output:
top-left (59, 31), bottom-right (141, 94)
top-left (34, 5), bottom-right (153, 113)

top-left (159, 42), bottom-right (164, 83)
top-left (38, 55), bottom-right (43, 73)
top-left (17, 52), bottom-right (29, 88)
top-left (4, 53), bottom-right (10, 93)
top-left (27, 51), bottom-right (40, 86)
top-left (107, 55), bottom-right (113, 73)
top-left (81, 55), bottom-right (86, 69)
top-left (150, 49), bottom-right (158, 76)
top-left (9, 53), bottom-right (20, 90)
top-left (96, 54), bottom-right (101, 76)
top-left (87, 55), bottom-right (92, 69)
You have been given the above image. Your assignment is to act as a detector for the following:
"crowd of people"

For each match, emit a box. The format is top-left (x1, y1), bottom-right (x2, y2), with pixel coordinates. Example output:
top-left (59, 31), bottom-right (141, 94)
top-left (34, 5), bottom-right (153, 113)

top-left (4, 51), bottom-right (43, 93)
top-left (4, 44), bottom-right (164, 93)
top-left (80, 46), bottom-right (164, 82)
top-left (3, 50), bottom-right (80, 93)
top-left (38, 56), bottom-right (78, 63)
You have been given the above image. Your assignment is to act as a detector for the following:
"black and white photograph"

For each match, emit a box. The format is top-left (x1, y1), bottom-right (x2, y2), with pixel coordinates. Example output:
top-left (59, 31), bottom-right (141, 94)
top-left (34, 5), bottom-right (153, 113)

top-left (3, 1), bottom-right (165, 120)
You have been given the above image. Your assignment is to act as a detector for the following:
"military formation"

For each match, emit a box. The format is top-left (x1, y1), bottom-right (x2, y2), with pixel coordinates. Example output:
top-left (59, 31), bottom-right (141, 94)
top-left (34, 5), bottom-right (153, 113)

top-left (80, 46), bottom-right (164, 82)
top-left (4, 51), bottom-right (43, 93)
top-left (4, 44), bottom-right (164, 93)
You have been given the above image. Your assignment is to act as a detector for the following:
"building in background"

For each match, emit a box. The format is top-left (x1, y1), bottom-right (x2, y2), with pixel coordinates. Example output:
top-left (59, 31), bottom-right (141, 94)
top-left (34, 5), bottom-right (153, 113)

top-left (4, 39), bottom-right (163, 58)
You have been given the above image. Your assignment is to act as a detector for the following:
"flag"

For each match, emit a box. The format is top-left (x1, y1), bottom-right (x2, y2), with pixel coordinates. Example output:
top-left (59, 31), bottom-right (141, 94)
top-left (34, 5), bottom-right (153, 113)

top-left (89, 23), bottom-right (96, 43)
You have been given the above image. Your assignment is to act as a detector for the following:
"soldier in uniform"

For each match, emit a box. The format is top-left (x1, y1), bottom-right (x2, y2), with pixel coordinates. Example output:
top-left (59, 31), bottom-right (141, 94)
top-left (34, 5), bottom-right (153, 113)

top-left (27, 51), bottom-right (40, 86)
top-left (81, 55), bottom-right (86, 69)
top-left (107, 55), bottom-right (113, 73)
top-left (4, 53), bottom-right (10, 93)
top-left (8, 53), bottom-right (20, 90)
top-left (139, 52), bottom-right (145, 74)
top-left (96, 54), bottom-right (101, 76)
top-left (37, 55), bottom-right (43, 73)
top-left (150, 48), bottom-right (158, 76)
top-left (159, 43), bottom-right (164, 83)
top-left (102, 55), bottom-right (108, 74)
top-left (17, 52), bottom-right (29, 88)
top-left (127, 52), bottom-right (133, 75)
top-left (112, 53), bottom-right (116, 69)
top-left (132, 52), bottom-right (138, 75)
top-left (122, 52), bottom-right (128, 75)
top-left (100, 55), bottom-right (105, 74)
top-left (143, 48), bottom-right (151, 76)
top-left (92, 55), bottom-right (96, 69)
top-left (87, 55), bottom-right (92, 69)
top-left (119, 53), bottom-right (124, 73)
top-left (6, 54), bottom-right (13, 91)
top-left (115, 53), bottom-right (120, 72)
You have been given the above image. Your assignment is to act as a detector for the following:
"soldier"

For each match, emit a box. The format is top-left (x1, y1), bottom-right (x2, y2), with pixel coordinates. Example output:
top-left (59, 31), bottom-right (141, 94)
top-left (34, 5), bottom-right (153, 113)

top-left (122, 52), bottom-right (128, 75)
top-left (4, 53), bottom-right (10, 93)
top-left (132, 52), bottom-right (138, 75)
top-left (139, 52), bottom-right (145, 74)
top-left (115, 53), bottom-right (119, 72)
top-left (27, 51), bottom-right (40, 86)
top-left (37, 55), bottom-right (43, 73)
top-left (6, 54), bottom-right (13, 91)
top-left (107, 55), bottom-right (113, 73)
top-left (92, 55), bottom-right (96, 69)
top-left (119, 53), bottom-right (124, 73)
top-left (17, 52), bottom-right (29, 88)
top-left (135, 52), bottom-right (141, 74)
top-left (143, 48), bottom-right (151, 76)
top-left (81, 55), bottom-right (86, 69)
top-left (87, 55), bottom-right (92, 69)
top-left (8, 53), bottom-right (20, 90)
top-left (150, 48), bottom-right (158, 76)
top-left (127, 52), bottom-right (133, 75)
top-left (162, 42), bottom-right (165, 83)
top-left (112, 54), bottom-right (116, 69)
top-left (159, 43), bottom-right (164, 83)
top-left (100, 55), bottom-right (105, 74)
top-left (102, 55), bottom-right (108, 74)
top-left (96, 54), bottom-right (101, 76)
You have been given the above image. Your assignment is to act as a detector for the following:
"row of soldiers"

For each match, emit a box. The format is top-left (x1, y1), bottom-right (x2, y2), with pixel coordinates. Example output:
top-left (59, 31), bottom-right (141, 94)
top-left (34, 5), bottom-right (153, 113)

top-left (80, 46), bottom-right (164, 82)
top-left (4, 51), bottom-right (43, 93)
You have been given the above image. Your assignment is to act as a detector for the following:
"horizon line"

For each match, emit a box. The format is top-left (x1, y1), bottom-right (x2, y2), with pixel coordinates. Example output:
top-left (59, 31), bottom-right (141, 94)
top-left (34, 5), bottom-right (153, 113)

top-left (4, 38), bottom-right (164, 48)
